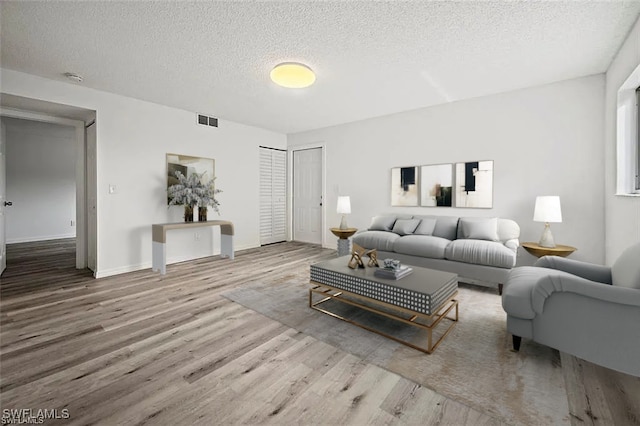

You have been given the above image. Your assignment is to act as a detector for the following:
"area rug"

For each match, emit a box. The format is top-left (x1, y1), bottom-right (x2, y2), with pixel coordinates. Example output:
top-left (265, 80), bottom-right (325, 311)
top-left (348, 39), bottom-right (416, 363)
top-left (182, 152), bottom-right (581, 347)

top-left (222, 275), bottom-right (569, 425)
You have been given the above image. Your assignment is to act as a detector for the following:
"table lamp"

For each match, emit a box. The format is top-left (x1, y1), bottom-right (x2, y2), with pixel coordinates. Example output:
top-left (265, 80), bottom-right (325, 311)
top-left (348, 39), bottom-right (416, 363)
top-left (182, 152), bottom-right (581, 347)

top-left (533, 196), bottom-right (562, 248)
top-left (337, 196), bottom-right (351, 229)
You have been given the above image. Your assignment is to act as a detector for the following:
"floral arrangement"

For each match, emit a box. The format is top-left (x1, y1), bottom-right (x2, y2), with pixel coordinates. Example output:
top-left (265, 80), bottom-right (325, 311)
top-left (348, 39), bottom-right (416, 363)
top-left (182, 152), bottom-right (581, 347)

top-left (168, 171), bottom-right (222, 215)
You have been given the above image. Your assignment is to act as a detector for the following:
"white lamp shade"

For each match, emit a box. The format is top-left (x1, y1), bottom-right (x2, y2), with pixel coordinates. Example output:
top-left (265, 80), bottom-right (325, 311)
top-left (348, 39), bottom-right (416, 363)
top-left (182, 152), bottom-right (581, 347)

top-left (337, 196), bottom-right (351, 214)
top-left (533, 196), bottom-right (562, 223)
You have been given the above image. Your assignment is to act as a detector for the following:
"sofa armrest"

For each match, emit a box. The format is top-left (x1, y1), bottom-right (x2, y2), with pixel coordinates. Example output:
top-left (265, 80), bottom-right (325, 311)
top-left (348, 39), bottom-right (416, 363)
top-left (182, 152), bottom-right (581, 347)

top-left (531, 271), bottom-right (640, 315)
top-left (504, 239), bottom-right (519, 252)
top-left (535, 256), bottom-right (612, 284)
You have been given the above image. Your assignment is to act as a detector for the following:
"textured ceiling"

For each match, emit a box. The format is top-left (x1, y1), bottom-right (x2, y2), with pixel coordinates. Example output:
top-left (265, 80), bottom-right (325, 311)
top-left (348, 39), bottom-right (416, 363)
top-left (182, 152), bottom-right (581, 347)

top-left (1, 1), bottom-right (639, 134)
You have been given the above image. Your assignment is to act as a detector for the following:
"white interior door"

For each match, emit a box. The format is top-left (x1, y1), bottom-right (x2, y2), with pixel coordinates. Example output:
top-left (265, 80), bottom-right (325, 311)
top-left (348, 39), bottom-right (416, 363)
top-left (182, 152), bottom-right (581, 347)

top-left (0, 119), bottom-right (6, 275)
top-left (260, 147), bottom-right (286, 245)
top-left (86, 121), bottom-right (97, 273)
top-left (293, 147), bottom-right (322, 244)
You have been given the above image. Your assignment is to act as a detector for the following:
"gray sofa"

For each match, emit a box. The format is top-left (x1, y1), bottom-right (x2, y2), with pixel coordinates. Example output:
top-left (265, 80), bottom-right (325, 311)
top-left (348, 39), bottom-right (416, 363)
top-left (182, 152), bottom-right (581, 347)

top-left (502, 242), bottom-right (640, 377)
top-left (352, 214), bottom-right (520, 290)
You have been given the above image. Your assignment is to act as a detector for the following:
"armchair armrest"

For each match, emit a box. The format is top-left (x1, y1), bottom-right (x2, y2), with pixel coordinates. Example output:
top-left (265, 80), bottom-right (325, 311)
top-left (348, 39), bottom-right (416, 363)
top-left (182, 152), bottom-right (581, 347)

top-left (535, 256), bottom-right (612, 284)
top-left (531, 270), bottom-right (640, 315)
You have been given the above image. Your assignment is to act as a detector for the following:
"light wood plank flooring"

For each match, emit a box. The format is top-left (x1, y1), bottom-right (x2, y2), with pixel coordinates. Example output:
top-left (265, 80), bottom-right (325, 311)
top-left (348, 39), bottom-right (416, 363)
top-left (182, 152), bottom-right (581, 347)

top-left (1, 239), bottom-right (639, 425)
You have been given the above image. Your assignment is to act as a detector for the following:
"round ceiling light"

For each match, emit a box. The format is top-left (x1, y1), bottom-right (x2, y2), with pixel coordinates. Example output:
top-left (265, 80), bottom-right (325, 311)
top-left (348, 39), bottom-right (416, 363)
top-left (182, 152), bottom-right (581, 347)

top-left (270, 62), bottom-right (316, 88)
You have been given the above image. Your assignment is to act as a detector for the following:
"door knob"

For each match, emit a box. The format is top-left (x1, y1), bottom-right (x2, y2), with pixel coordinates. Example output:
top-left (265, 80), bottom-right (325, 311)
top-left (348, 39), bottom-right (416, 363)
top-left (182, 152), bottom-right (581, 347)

top-left (3, 201), bottom-right (12, 207)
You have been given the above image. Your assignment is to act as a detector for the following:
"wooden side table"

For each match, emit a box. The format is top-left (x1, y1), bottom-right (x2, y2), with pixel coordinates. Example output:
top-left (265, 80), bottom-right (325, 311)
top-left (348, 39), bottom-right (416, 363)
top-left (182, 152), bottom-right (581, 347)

top-left (521, 242), bottom-right (577, 258)
top-left (330, 227), bottom-right (358, 256)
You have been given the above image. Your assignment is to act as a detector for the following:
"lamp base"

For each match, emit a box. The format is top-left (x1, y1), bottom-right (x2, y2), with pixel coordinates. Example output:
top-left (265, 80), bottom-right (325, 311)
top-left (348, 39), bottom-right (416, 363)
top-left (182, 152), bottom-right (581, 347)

top-left (538, 223), bottom-right (556, 248)
top-left (339, 215), bottom-right (348, 230)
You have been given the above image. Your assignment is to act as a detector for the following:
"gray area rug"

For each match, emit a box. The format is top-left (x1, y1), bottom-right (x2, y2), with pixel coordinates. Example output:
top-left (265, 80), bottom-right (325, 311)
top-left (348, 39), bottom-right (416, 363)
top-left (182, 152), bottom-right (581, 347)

top-left (223, 273), bottom-right (569, 425)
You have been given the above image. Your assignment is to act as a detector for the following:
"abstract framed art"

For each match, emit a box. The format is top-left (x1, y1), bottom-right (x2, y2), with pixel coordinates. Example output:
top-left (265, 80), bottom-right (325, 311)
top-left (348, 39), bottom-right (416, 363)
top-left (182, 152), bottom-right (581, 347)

top-left (391, 166), bottom-right (419, 206)
top-left (455, 160), bottom-right (494, 208)
top-left (420, 164), bottom-right (453, 207)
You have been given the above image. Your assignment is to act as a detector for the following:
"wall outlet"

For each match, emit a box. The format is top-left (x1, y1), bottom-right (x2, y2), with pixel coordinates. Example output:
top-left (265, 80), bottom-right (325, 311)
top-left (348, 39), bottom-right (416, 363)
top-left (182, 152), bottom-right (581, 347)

top-left (70, 220), bottom-right (75, 227)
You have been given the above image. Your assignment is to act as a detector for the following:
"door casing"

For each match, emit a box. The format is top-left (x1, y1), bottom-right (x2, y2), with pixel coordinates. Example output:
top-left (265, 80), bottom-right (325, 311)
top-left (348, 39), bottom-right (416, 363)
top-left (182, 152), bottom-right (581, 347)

top-left (288, 143), bottom-right (326, 247)
top-left (0, 107), bottom-right (93, 270)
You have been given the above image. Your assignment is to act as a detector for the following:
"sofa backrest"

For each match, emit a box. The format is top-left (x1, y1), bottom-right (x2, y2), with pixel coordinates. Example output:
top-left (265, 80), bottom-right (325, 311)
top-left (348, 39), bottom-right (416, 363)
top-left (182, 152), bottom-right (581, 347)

top-left (412, 215), bottom-right (459, 240)
top-left (369, 214), bottom-right (519, 243)
top-left (612, 241), bottom-right (640, 289)
top-left (455, 217), bottom-right (520, 242)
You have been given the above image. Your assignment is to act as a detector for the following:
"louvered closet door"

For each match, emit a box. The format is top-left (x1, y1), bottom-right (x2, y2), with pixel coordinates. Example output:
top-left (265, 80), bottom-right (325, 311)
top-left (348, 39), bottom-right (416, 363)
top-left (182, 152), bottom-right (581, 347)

top-left (260, 148), bottom-right (286, 245)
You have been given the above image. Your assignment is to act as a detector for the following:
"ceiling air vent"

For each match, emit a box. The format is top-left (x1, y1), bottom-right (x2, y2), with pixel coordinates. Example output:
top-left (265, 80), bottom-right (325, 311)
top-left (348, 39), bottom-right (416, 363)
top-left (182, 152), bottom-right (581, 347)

top-left (197, 114), bottom-right (218, 128)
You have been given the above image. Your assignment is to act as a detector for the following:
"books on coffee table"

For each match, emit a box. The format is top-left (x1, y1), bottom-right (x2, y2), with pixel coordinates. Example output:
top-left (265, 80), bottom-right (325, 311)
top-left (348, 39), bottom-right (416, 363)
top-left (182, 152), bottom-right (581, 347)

top-left (374, 265), bottom-right (413, 280)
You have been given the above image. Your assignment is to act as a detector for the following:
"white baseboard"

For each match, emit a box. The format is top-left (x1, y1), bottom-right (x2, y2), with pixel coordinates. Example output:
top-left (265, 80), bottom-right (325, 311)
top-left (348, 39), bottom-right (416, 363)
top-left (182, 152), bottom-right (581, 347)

top-left (94, 242), bottom-right (258, 278)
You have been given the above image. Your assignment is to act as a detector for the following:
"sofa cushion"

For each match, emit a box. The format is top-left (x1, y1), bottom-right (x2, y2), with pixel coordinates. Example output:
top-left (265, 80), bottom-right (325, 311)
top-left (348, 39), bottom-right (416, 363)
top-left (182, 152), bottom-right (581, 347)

top-left (392, 219), bottom-right (420, 236)
top-left (413, 215), bottom-right (459, 240)
top-left (393, 235), bottom-right (450, 259)
top-left (458, 217), bottom-right (499, 242)
top-left (611, 242), bottom-right (640, 289)
top-left (413, 218), bottom-right (437, 235)
top-left (352, 231), bottom-right (400, 251)
top-left (369, 215), bottom-right (397, 231)
top-left (445, 239), bottom-right (516, 268)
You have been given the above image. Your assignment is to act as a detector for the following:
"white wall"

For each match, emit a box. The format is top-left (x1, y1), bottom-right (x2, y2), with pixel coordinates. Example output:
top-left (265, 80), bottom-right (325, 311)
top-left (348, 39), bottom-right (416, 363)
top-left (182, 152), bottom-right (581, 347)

top-left (605, 16), bottom-right (640, 264)
top-left (3, 117), bottom-right (76, 243)
top-left (289, 75), bottom-right (606, 265)
top-left (1, 69), bottom-right (286, 277)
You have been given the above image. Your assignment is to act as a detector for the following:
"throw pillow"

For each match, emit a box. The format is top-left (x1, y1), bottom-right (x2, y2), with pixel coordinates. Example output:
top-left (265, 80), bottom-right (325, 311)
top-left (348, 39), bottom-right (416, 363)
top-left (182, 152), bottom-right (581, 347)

top-left (461, 218), bottom-right (499, 241)
top-left (392, 219), bottom-right (420, 236)
top-left (413, 218), bottom-right (437, 235)
top-left (611, 242), bottom-right (640, 289)
top-left (369, 215), bottom-right (397, 231)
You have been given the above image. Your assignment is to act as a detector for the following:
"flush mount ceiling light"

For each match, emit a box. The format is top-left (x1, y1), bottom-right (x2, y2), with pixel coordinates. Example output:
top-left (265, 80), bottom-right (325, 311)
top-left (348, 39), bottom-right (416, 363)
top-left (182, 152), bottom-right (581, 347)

top-left (270, 62), bottom-right (315, 88)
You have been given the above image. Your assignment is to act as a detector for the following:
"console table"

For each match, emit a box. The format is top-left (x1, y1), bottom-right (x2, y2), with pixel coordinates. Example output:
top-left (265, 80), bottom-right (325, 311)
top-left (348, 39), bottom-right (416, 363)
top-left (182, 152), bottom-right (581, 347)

top-left (152, 220), bottom-right (234, 275)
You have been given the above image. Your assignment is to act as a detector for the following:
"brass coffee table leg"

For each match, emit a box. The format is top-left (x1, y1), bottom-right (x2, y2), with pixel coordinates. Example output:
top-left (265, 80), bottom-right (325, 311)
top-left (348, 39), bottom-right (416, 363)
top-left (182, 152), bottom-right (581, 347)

top-left (309, 283), bottom-right (458, 354)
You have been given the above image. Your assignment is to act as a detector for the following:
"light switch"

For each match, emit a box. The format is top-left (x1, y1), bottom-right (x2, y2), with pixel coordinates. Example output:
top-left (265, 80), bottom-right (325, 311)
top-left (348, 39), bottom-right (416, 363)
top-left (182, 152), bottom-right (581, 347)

top-left (109, 184), bottom-right (117, 194)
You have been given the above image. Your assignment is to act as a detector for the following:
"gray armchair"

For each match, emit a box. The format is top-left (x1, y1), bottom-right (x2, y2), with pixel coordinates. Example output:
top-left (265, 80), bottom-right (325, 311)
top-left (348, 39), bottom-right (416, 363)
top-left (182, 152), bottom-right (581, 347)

top-left (502, 242), bottom-right (640, 377)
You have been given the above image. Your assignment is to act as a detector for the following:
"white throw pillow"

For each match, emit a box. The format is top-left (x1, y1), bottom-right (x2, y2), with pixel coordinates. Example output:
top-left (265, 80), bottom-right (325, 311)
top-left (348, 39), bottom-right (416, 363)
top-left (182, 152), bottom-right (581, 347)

top-left (413, 218), bottom-right (437, 235)
top-left (461, 218), bottom-right (500, 242)
top-left (369, 215), bottom-right (397, 231)
top-left (611, 242), bottom-right (640, 289)
top-left (392, 219), bottom-right (420, 235)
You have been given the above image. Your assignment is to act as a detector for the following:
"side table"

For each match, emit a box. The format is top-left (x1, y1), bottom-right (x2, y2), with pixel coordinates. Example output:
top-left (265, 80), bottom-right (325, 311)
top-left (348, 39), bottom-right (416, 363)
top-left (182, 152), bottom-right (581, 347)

top-left (521, 242), bottom-right (577, 258)
top-left (330, 227), bottom-right (358, 256)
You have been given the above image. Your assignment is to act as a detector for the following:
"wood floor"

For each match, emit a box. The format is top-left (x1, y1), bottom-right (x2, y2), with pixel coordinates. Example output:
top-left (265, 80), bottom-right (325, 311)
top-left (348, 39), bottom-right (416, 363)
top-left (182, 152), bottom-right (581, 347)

top-left (1, 239), bottom-right (639, 425)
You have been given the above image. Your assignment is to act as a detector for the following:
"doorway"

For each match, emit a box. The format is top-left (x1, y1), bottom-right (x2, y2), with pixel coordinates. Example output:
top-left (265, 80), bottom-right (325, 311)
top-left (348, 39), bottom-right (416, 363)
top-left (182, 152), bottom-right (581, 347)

top-left (0, 95), bottom-right (96, 276)
top-left (291, 146), bottom-right (324, 245)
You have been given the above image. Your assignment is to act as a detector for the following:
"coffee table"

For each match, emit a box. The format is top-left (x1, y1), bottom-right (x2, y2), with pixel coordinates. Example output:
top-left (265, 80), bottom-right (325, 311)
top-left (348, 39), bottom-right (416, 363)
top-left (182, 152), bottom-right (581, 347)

top-left (309, 257), bottom-right (458, 354)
